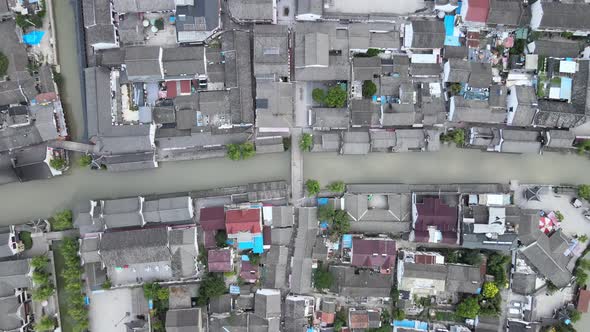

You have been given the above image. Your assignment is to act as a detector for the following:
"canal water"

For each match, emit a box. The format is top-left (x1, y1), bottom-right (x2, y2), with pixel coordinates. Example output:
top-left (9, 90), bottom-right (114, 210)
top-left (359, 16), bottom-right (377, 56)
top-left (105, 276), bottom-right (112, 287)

top-left (3, 1), bottom-right (590, 225)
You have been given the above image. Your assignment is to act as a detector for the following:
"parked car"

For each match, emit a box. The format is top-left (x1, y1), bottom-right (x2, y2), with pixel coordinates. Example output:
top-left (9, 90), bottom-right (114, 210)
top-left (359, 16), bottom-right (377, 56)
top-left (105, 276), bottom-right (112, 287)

top-left (584, 209), bottom-right (590, 221)
top-left (572, 198), bottom-right (583, 208)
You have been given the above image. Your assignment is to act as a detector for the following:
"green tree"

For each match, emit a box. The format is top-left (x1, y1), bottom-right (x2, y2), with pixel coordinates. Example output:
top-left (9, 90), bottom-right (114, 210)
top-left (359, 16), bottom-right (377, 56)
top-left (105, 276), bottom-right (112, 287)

top-left (102, 279), bottom-right (112, 290)
top-left (215, 230), bottom-right (228, 247)
top-left (580, 235), bottom-right (589, 243)
top-left (334, 309), bottom-right (347, 331)
top-left (575, 268), bottom-right (588, 285)
top-left (487, 253), bottom-right (510, 286)
top-left (32, 284), bottom-right (55, 301)
top-left (306, 179), bottom-right (320, 196)
top-left (576, 140), bottom-right (590, 155)
top-left (331, 210), bottom-right (350, 236)
top-left (482, 282), bottom-right (499, 299)
top-left (196, 273), bottom-right (227, 305)
top-left (241, 142), bottom-right (255, 159)
top-left (366, 48), bottom-right (381, 57)
top-left (15, 14), bottom-right (33, 29)
top-left (440, 130), bottom-right (465, 147)
top-left (50, 210), bottom-right (73, 231)
top-left (32, 271), bottom-right (50, 285)
top-left (299, 133), bottom-right (313, 152)
top-left (460, 250), bottom-right (482, 266)
top-left (34, 315), bottom-right (55, 332)
top-left (324, 86), bottom-right (347, 108)
top-left (555, 211), bottom-right (564, 222)
top-left (327, 181), bottom-right (345, 193)
top-left (362, 80), bottom-right (377, 98)
top-left (314, 264), bottom-right (334, 290)
top-left (226, 142), bottom-right (256, 161)
top-left (227, 144), bottom-right (241, 160)
top-left (155, 18), bottom-right (164, 30)
top-left (393, 308), bottom-right (405, 320)
top-left (0, 52), bottom-right (8, 77)
top-left (456, 297), bottom-right (480, 319)
top-left (449, 83), bottom-right (462, 95)
top-left (31, 256), bottom-right (49, 270)
top-left (78, 155), bottom-right (93, 167)
top-left (318, 204), bottom-right (335, 222)
top-left (569, 308), bottom-right (581, 323)
top-left (579, 184), bottom-right (590, 201)
top-left (19, 231), bottom-right (32, 249)
top-left (49, 157), bottom-right (67, 170)
top-left (312, 88), bottom-right (325, 104)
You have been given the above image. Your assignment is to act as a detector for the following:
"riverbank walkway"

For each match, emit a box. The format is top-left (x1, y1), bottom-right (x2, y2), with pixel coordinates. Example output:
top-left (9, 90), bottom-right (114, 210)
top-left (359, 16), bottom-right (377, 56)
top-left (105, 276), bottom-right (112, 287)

top-left (47, 140), bottom-right (98, 154)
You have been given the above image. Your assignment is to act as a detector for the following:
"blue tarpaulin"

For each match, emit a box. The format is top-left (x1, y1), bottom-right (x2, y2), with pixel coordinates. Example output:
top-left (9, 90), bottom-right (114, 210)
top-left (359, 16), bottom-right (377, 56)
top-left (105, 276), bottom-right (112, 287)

top-left (23, 30), bottom-right (45, 45)
top-left (320, 222), bottom-right (329, 229)
top-left (317, 198), bottom-right (328, 205)
top-left (241, 255), bottom-right (250, 261)
top-left (444, 16), bottom-right (455, 36)
top-left (230, 285), bottom-right (240, 294)
top-left (560, 77), bottom-right (573, 101)
top-left (342, 234), bottom-right (353, 248)
top-left (253, 235), bottom-right (264, 254)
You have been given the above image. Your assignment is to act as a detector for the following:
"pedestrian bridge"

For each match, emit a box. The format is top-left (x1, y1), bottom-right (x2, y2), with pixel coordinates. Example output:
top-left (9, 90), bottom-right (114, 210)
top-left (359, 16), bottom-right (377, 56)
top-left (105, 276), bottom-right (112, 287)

top-left (47, 140), bottom-right (98, 154)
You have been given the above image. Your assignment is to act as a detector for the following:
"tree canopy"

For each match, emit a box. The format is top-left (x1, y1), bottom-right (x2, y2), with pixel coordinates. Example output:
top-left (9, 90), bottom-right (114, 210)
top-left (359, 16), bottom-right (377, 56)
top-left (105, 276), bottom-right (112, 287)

top-left (49, 157), bottom-right (67, 170)
top-left (579, 184), bottom-right (590, 201)
top-left (362, 80), bottom-right (377, 98)
top-left (227, 142), bottom-right (256, 161)
top-left (306, 179), bottom-right (320, 196)
top-left (482, 282), bottom-right (499, 299)
top-left (0, 52), bottom-right (8, 77)
top-left (314, 264), bottom-right (334, 290)
top-left (324, 86), bottom-right (347, 108)
top-left (299, 133), bottom-right (313, 152)
top-left (456, 297), bottom-right (480, 318)
top-left (327, 181), bottom-right (345, 193)
top-left (196, 273), bottom-right (227, 305)
top-left (34, 315), bottom-right (55, 332)
top-left (312, 88), bottom-right (325, 104)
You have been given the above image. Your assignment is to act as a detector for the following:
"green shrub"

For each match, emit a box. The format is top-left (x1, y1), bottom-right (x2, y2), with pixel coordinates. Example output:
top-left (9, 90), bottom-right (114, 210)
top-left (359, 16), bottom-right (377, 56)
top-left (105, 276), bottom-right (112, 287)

top-left (50, 210), bottom-right (73, 231)
top-left (226, 142), bottom-right (256, 161)
top-left (299, 133), bottom-right (313, 152)
top-left (327, 181), bottom-right (345, 193)
top-left (19, 231), bottom-right (32, 249)
top-left (155, 18), bottom-right (164, 30)
top-left (440, 130), bottom-right (465, 147)
top-left (34, 315), bottom-right (55, 332)
top-left (49, 157), bottom-right (67, 170)
top-left (78, 155), bottom-right (93, 167)
top-left (456, 297), bottom-right (480, 319)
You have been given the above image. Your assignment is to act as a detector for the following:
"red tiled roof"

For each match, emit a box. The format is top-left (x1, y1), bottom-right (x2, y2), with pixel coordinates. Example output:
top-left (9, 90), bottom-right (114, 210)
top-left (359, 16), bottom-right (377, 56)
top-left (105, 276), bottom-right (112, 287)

top-left (200, 207), bottom-right (226, 231)
top-left (166, 81), bottom-right (177, 98)
top-left (225, 209), bottom-right (262, 235)
top-left (35, 92), bottom-right (58, 104)
top-left (240, 260), bottom-right (259, 282)
top-left (321, 312), bottom-right (335, 324)
top-left (465, 0), bottom-right (489, 23)
top-left (351, 238), bottom-right (396, 270)
top-left (180, 80), bottom-right (191, 94)
top-left (263, 226), bottom-right (271, 245)
top-left (415, 253), bottom-right (436, 264)
top-left (349, 312), bottom-right (369, 329)
top-left (208, 249), bottom-right (233, 272)
top-left (579, 289), bottom-right (590, 312)
top-left (203, 230), bottom-right (217, 249)
top-left (415, 198), bottom-right (458, 231)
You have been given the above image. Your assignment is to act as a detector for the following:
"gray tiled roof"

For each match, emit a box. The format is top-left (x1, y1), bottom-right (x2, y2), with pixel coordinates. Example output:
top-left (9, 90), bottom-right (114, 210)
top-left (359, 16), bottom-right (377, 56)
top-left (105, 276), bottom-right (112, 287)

top-left (227, 0), bottom-right (274, 21)
top-left (113, 0), bottom-right (175, 13)
top-left (0, 259), bottom-right (31, 297)
top-left (271, 206), bottom-right (294, 227)
top-left (142, 196), bottom-right (193, 224)
top-left (531, 39), bottom-right (583, 58)
top-left (255, 80), bottom-right (294, 129)
top-left (162, 46), bottom-right (205, 78)
top-left (487, 0), bottom-right (529, 26)
top-left (165, 307), bottom-right (202, 332)
top-left (254, 25), bottom-right (290, 78)
top-left (547, 130), bottom-right (574, 148)
top-left (100, 227), bottom-right (169, 267)
top-left (342, 131), bottom-right (370, 155)
top-left (311, 108), bottom-right (349, 129)
top-left (124, 47), bottom-right (163, 81)
top-left (451, 96), bottom-right (506, 124)
top-left (408, 20), bottom-right (445, 49)
top-left (520, 230), bottom-right (575, 288)
top-left (255, 289), bottom-right (282, 319)
top-left (537, 2), bottom-right (590, 31)
top-left (445, 59), bottom-right (471, 83)
top-left (330, 265), bottom-right (393, 298)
